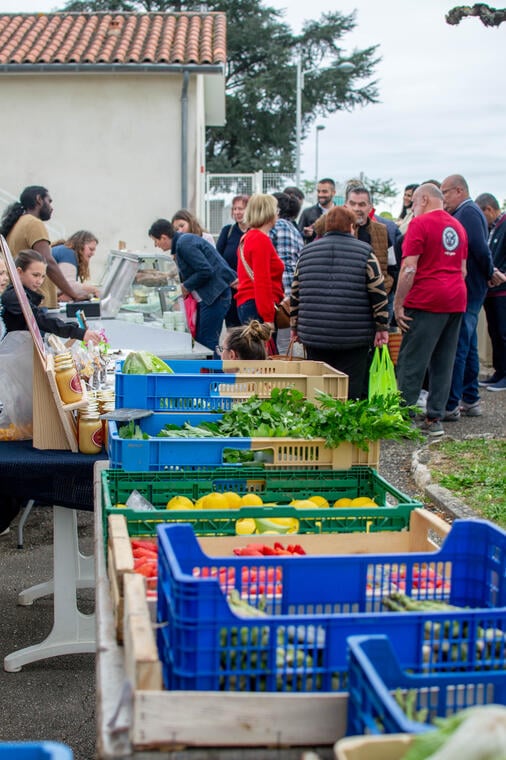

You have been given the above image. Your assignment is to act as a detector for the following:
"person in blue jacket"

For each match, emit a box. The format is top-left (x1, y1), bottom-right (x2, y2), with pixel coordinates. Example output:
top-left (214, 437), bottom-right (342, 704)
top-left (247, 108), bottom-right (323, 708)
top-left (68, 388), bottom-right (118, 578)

top-left (441, 175), bottom-right (504, 419)
top-left (148, 218), bottom-right (236, 357)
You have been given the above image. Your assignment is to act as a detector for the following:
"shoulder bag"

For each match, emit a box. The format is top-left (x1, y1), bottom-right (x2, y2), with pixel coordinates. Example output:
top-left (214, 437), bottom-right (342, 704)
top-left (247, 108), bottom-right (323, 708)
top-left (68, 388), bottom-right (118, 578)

top-left (238, 240), bottom-right (291, 329)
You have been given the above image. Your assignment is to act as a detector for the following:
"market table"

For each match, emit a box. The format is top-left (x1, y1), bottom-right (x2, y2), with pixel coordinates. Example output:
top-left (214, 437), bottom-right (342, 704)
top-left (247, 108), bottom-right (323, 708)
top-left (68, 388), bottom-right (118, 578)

top-left (0, 440), bottom-right (107, 672)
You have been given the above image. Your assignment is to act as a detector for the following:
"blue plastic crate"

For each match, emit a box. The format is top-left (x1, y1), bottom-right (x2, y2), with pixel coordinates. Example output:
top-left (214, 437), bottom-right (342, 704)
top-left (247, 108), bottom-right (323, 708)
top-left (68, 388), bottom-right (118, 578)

top-left (107, 412), bottom-right (379, 471)
top-left (0, 742), bottom-right (73, 759)
top-left (156, 520), bottom-right (506, 692)
top-left (346, 634), bottom-right (506, 735)
top-left (114, 358), bottom-right (348, 411)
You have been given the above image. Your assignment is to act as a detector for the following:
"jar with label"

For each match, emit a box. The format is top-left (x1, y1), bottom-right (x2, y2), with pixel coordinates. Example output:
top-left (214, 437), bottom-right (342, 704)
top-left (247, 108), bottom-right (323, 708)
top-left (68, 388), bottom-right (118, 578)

top-left (54, 352), bottom-right (84, 405)
top-left (78, 403), bottom-right (103, 455)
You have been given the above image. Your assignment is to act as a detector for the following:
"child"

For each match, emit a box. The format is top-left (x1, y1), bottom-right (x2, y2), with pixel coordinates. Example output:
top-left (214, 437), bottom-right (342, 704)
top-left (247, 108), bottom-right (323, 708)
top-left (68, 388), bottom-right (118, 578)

top-left (1, 249), bottom-right (101, 344)
top-left (217, 319), bottom-right (272, 359)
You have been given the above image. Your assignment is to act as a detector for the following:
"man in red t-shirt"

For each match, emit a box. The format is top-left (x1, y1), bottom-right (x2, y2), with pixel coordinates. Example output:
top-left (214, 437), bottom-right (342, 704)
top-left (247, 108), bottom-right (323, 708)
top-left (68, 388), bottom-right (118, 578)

top-left (394, 183), bottom-right (468, 436)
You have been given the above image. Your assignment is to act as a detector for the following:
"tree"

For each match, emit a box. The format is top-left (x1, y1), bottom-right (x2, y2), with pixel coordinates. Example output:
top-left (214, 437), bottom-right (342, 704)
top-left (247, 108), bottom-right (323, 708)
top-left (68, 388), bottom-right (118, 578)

top-left (60, 0), bottom-right (380, 174)
top-left (446, 4), bottom-right (506, 26)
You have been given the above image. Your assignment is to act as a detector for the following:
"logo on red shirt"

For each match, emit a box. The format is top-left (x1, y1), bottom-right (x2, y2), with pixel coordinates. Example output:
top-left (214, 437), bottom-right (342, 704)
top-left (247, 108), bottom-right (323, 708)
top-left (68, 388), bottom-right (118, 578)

top-left (442, 226), bottom-right (459, 254)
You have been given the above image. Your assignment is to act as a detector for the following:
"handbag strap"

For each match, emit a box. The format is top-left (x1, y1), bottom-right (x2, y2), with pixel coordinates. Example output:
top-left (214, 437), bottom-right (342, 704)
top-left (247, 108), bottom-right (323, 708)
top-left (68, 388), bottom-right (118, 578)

top-left (238, 239), bottom-right (255, 281)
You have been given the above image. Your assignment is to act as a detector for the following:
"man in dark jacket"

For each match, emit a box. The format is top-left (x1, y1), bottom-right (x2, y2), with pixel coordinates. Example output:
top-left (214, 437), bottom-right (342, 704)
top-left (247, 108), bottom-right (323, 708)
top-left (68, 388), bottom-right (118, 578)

top-left (441, 175), bottom-right (499, 419)
top-left (345, 186), bottom-right (393, 295)
top-left (475, 192), bottom-right (506, 391)
top-left (298, 178), bottom-right (335, 244)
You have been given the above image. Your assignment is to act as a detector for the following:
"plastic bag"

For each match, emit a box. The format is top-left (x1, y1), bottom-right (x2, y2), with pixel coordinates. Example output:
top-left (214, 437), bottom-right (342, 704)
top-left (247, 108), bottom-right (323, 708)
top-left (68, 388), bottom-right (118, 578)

top-left (183, 294), bottom-right (198, 338)
top-left (0, 332), bottom-right (34, 440)
top-left (368, 344), bottom-right (397, 400)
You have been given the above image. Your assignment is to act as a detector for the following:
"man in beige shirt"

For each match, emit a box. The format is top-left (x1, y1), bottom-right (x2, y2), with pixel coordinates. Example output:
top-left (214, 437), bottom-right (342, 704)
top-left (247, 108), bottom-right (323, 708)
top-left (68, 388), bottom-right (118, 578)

top-left (0, 185), bottom-right (88, 307)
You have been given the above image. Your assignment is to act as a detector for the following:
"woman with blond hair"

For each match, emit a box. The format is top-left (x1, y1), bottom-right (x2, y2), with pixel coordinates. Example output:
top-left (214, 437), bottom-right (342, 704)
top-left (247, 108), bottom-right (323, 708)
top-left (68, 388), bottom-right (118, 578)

top-left (235, 194), bottom-right (284, 342)
top-left (52, 229), bottom-right (99, 299)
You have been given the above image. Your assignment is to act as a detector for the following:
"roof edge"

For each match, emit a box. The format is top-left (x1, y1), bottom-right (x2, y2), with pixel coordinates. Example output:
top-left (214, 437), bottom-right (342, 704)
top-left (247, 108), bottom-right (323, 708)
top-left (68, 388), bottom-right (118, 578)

top-left (0, 63), bottom-right (224, 75)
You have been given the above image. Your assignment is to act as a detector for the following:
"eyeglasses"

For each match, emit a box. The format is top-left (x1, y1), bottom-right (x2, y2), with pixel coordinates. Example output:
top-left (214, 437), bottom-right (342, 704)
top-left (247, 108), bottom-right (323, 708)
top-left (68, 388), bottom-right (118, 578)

top-left (441, 186), bottom-right (458, 196)
top-left (215, 345), bottom-right (227, 355)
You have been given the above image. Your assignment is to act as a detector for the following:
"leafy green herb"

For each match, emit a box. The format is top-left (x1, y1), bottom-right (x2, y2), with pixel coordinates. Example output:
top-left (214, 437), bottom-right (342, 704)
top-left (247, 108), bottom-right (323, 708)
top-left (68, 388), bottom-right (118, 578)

top-left (155, 387), bottom-right (421, 448)
top-left (118, 420), bottom-right (148, 439)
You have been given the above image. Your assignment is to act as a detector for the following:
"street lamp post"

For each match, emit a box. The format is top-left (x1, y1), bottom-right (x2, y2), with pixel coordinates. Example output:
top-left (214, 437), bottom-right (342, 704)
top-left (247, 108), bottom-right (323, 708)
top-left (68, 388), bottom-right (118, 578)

top-left (314, 124), bottom-right (325, 187)
top-left (295, 54), bottom-right (354, 188)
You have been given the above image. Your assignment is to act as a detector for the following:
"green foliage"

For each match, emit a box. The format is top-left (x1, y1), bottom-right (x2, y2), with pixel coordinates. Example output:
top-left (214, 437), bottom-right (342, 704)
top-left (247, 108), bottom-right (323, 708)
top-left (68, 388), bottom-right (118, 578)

top-left (155, 387), bottom-right (421, 450)
top-left (59, 0), bottom-right (380, 173)
top-left (430, 439), bottom-right (506, 527)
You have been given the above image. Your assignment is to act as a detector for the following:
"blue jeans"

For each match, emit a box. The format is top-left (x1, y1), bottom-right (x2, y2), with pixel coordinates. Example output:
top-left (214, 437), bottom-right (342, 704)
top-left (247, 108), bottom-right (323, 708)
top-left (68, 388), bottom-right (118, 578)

top-left (446, 310), bottom-right (480, 411)
top-left (196, 289), bottom-right (231, 358)
top-left (237, 299), bottom-right (261, 325)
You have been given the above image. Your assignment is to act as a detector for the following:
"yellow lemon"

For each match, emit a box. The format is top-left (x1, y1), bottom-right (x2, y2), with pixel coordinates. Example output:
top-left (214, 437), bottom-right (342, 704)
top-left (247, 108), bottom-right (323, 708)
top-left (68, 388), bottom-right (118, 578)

top-left (194, 497), bottom-right (205, 510)
top-left (333, 497), bottom-right (353, 508)
top-left (289, 499), bottom-right (301, 506)
top-left (223, 491), bottom-right (242, 509)
top-left (201, 492), bottom-right (229, 510)
top-left (291, 499), bottom-right (319, 509)
top-left (115, 503), bottom-right (127, 509)
top-left (235, 518), bottom-right (257, 535)
top-left (240, 493), bottom-right (263, 506)
top-left (351, 496), bottom-right (378, 507)
top-left (166, 495), bottom-right (194, 510)
top-left (308, 495), bottom-right (329, 508)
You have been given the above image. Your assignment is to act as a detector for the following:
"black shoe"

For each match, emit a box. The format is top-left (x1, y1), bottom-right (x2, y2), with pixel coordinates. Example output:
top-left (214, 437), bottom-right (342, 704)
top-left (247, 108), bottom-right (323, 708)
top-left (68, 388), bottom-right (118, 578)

top-left (478, 373), bottom-right (502, 387)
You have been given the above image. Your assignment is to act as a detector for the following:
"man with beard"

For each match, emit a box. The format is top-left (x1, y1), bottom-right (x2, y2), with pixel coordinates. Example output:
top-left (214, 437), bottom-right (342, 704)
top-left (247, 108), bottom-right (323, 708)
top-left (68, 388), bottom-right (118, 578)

top-left (0, 185), bottom-right (89, 307)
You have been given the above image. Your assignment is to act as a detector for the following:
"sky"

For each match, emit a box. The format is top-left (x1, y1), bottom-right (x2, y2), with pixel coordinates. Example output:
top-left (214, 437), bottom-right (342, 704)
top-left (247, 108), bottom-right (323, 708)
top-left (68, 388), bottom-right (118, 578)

top-left (1, 0), bottom-right (505, 212)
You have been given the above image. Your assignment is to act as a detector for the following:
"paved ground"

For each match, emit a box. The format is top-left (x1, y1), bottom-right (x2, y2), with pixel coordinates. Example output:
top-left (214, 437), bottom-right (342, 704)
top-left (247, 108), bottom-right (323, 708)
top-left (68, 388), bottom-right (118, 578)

top-left (0, 379), bottom-right (504, 759)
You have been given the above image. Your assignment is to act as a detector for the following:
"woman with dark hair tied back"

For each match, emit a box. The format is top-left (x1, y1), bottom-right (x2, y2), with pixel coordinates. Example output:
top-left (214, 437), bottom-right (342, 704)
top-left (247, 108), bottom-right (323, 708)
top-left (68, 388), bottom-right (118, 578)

top-left (217, 320), bottom-right (272, 360)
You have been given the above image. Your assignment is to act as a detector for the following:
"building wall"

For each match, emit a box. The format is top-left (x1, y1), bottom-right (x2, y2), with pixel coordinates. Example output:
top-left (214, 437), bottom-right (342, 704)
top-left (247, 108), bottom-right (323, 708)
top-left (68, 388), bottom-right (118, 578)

top-left (0, 71), bottom-right (204, 281)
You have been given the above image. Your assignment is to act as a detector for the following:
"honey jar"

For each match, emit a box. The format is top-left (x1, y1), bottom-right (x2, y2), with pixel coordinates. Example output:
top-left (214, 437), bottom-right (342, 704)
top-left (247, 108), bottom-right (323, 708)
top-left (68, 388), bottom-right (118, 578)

top-left (78, 402), bottom-right (103, 455)
top-left (54, 352), bottom-right (84, 405)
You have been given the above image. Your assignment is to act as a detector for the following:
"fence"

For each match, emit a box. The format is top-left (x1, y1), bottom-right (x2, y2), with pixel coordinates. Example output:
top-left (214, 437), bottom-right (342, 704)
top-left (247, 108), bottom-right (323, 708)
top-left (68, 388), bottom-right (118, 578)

top-left (204, 172), bottom-right (297, 238)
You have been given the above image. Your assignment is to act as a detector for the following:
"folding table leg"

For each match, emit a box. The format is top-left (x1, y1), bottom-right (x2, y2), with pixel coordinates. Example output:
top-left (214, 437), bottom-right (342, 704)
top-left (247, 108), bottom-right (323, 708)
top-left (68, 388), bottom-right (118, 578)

top-left (4, 506), bottom-right (96, 672)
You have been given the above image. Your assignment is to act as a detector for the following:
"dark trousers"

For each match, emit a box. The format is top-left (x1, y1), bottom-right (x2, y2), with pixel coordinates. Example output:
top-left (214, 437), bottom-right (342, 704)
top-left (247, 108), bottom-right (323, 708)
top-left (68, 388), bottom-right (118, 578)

top-left (305, 344), bottom-right (370, 399)
top-left (396, 309), bottom-right (463, 420)
top-left (484, 294), bottom-right (506, 379)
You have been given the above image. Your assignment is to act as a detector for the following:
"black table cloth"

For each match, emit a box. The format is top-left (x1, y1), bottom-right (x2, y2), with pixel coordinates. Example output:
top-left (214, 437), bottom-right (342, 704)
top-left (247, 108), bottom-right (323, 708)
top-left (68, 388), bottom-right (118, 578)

top-left (0, 440), bottom-right (107, 510)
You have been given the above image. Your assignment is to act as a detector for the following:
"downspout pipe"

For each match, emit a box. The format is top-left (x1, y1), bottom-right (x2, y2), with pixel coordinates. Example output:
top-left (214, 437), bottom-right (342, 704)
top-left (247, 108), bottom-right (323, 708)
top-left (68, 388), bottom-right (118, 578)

top-left (181, 69), bottom-right (190, 209)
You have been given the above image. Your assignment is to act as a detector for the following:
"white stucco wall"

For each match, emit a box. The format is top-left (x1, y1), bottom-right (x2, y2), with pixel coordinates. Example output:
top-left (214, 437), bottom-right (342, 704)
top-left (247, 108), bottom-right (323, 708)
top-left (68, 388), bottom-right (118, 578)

top-left (0, 71), bottom-right (212, 281)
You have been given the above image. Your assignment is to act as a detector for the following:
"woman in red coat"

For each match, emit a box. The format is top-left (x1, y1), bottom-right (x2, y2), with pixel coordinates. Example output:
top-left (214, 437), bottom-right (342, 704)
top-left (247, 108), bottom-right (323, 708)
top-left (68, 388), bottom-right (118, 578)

top-left (236, 194), bottom-right (284, 339)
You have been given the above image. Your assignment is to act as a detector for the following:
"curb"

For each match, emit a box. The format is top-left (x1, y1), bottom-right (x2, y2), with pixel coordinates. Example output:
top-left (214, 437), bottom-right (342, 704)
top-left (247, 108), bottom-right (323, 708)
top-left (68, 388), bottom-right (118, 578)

top-left (411, 443), bottom-right (480, 521)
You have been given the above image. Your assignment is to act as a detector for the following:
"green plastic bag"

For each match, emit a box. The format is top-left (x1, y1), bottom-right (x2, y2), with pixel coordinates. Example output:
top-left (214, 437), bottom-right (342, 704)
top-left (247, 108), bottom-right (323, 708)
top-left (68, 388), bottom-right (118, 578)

top-left (368, 345), bottom-right (397, 399)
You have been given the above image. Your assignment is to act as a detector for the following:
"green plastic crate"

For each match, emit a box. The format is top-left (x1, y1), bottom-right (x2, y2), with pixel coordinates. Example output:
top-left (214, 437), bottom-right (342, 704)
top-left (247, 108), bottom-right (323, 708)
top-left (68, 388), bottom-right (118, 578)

top-left (101, 467), bottom-right (421, 541)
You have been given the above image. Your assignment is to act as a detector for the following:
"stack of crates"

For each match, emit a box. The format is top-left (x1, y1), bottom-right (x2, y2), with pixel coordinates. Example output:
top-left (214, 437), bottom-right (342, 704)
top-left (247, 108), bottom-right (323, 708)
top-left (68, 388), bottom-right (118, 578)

top-left (109, 358), bottom-right (382, 471)
top-left (154, 520), bottom-right (506, 692)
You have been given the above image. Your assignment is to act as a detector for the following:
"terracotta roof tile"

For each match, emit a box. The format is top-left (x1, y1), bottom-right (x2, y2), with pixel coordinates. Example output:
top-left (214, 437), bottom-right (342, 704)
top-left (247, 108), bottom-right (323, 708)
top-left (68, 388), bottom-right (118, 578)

top-left (0, 12), bottom-right (226, 67)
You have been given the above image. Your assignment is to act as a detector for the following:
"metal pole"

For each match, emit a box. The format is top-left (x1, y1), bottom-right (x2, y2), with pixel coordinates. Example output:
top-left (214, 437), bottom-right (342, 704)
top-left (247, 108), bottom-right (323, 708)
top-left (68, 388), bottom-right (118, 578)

top-left (295, 53), bottom-right (302, 188)
top-left (315, 125), bottom-right (325, 188)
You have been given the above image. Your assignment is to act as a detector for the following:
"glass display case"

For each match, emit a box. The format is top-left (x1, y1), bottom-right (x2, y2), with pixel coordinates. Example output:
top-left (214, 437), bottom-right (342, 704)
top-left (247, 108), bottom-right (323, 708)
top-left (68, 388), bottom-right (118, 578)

top-left (99, 249), bottom-right (182, 324)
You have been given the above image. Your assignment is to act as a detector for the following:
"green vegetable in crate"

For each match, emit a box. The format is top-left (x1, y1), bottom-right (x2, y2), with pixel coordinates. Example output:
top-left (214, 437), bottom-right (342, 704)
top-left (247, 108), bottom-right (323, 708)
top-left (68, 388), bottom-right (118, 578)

top-left (122, 351), bottom-right (174, 374)
top-left (403, 705), bottom-right (506, 760)
top-left (393, 687), bottom-right (428, 724)
top-left (156, 387), bottom-right (422, 450)
top-left (118, 420), bottom-right (149, 440)
top-left (221, 590), bottom-right (317, 692)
